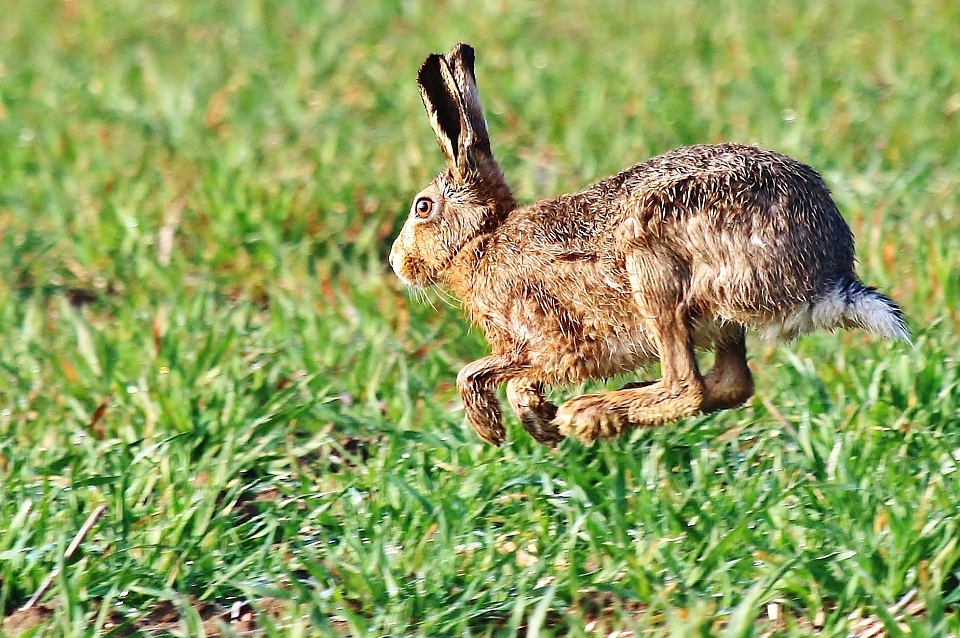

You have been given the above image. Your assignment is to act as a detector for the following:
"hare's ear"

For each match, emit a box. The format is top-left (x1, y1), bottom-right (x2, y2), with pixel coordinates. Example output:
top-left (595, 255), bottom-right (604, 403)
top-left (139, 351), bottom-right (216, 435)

top-left (443, 44), bottom-right (493, 164)
top-left (417, 53), bottom-right (462, 176)
top-left (417, 44), bottom-right (493, 182)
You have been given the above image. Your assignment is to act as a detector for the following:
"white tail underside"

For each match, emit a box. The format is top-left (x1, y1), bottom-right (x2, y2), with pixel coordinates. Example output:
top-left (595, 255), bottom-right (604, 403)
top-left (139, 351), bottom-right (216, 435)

top-left (760, 279), bottom-right (910, 343)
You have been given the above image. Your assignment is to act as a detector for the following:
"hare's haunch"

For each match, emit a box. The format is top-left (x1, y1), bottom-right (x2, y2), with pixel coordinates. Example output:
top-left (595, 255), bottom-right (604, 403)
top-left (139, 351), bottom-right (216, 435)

top-left (390, 43), bottom-right (909, 447)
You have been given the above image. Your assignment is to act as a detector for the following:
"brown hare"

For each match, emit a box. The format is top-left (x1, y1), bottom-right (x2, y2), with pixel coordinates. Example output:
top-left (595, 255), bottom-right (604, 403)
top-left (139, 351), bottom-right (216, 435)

top-left (389, 43), bottom-right (909, 447)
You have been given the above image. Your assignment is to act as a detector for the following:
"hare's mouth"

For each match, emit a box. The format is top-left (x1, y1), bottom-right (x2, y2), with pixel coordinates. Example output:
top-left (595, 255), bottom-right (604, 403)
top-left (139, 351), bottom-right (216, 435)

top-left (389, 246), bottom-right (437, 288)
top-left (389, 260), bottom-right (428, 289)
top-left (393, 271), bottom-right (418, 288)
top-left (388, 245), bottom-right (412, 286)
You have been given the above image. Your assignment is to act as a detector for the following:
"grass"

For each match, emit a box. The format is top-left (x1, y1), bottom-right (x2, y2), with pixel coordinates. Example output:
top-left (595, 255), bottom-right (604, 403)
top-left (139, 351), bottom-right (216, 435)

top-left (1, 0), bottom-right (959, 635)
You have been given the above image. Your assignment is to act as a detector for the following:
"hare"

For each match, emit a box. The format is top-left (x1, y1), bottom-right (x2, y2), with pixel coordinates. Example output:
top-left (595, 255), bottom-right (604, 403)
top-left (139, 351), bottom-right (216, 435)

top-left (389, 43), bottom-right (909, 447)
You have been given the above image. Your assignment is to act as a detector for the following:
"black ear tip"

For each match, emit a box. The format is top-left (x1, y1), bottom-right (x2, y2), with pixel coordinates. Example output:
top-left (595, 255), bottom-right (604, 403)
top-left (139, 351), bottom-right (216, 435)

top-left (448, 43), bottom-right (475, 71)
top-left (417, 53), bottom-right (443, 84)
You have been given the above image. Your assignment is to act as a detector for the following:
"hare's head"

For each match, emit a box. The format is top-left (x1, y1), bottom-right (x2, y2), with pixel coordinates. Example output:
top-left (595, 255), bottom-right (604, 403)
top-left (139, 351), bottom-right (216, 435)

top-left (390, 44), bottom-right (516, 287)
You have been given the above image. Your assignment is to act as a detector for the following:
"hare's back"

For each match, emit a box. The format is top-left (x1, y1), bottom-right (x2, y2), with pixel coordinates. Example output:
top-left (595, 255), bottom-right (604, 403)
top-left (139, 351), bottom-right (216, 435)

top-left (616, 143), bottom-right (856, 319)
top-left (497, 143), bottom-right (856, 327)
top-left (614, 144), bottom-right (838, 220)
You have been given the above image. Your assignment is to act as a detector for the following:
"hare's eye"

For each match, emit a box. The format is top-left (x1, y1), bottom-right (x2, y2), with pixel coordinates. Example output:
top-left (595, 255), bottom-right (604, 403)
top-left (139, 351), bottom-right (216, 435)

top-left (413, 197), bottom-right (434, 219)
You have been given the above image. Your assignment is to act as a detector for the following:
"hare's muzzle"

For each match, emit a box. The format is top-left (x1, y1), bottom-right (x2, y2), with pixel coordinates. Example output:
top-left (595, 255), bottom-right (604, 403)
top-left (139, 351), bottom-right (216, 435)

top-left (388, 238), bottom-right (400, 272)
top-left (388, 237), bottom-right (409, 285)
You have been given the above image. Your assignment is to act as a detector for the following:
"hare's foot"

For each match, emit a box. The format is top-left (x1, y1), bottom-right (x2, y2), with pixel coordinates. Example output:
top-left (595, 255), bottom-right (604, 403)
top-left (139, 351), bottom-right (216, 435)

top-left (506, 378), bottom-right (563, 447)
top-left (457, 354), bottom-right (527, 446)
top-left (702, 328), bottom-right (754, 412)
top-left (555, 381), bottom-right (705, 443)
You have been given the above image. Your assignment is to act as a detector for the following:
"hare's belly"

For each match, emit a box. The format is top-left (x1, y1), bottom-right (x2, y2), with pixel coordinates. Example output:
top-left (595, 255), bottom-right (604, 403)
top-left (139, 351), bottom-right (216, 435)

top-left (507, 301), bottom-right (655, 384)
top-left (515, 310), bottom-right (731, 386)
top-left (523, 331), bottom-right (653, 385)
top-left (489, 262), bottom-right (733, 385)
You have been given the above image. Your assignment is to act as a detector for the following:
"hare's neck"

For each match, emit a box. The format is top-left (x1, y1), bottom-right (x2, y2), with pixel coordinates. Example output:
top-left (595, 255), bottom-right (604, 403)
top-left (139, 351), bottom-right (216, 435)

top-left (473, 158), bottom-right (518, 220)
top-left (441, 233), bottom-right (492, 308)
top-left (441, 233), bottom-right (518, 350)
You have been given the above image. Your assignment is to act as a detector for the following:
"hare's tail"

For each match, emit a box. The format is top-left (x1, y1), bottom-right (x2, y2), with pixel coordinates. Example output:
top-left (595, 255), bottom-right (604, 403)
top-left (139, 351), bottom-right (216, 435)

top-left (761, 277), bottom-right (910, 342)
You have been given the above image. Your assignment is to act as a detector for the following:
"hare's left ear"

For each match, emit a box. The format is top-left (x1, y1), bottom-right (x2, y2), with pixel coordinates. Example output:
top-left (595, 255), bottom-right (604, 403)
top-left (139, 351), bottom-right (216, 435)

top-left (417, 43), bottom-right (493, 182)
top-left (418, 53), bottom-right (462, 177)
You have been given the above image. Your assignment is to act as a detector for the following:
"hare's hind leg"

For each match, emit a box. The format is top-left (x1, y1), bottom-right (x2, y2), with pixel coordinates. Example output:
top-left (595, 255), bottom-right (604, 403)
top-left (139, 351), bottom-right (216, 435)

top-left (554, 312), bottom-right (706, 442)
top-left (702, 327), bottom-right (754, 412)
top-left (506, 379), bottom-right (563, 447)
top-left (555, 224), bottom-right (707, 442)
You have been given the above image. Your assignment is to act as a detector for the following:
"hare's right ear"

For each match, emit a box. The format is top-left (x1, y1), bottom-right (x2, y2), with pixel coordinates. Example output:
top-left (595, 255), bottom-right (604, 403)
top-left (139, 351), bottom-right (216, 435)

top-left (417, 44), bottom-right (493, 182)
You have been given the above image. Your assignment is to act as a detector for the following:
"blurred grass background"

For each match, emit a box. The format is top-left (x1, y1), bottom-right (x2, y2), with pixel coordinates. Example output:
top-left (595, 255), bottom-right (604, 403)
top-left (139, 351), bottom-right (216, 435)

top-left (1, 0), bottom-right (959, 635)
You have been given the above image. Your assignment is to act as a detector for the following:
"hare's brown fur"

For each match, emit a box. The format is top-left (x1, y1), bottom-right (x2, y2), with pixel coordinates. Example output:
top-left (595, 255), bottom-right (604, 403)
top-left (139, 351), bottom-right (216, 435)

top-left (390, 44), bottom-right (908, 447)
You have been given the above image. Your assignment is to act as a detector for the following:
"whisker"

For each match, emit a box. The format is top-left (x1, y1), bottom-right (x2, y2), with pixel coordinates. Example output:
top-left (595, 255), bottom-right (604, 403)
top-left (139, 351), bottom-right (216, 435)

top-left (433, 286), bottom-right (460, 310)
top-left (415, 287), bottom-right (438, 312)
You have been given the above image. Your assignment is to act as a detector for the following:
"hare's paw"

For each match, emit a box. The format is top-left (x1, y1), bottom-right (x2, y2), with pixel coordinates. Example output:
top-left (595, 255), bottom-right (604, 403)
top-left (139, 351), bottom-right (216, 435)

top-left (466, 411), bottom-right (507, 447)
top-left (521, 413), bottom-right (564, 447)
top-left (506, 379), bottom-right (564, 447)
top-left (555, 383), bottom-right (705, 442)
top-left (462, 391), bottom-right (507, 446)
top-left (555, 394), bottom-right (626, 443)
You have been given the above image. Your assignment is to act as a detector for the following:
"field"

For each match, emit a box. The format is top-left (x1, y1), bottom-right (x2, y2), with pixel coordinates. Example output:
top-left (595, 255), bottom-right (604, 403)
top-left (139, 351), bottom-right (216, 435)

top-left (2, 0), bottom-right (960, 635)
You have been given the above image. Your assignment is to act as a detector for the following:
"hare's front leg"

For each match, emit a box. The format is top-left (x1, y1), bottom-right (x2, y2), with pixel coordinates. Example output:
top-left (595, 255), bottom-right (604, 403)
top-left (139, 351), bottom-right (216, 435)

top-left (506, 379), bottom-right (563, 447)
top-left (457, 354), bottom-right (526, 446)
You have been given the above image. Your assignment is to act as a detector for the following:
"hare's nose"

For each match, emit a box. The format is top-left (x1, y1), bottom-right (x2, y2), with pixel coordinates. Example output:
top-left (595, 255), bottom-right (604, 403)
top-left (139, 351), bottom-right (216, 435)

top-left (388, 240), bottom-right (400, 274)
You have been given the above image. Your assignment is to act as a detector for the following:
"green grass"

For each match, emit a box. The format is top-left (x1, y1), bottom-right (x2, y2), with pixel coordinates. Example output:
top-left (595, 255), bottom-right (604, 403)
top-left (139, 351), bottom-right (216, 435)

top-left (2, 0), bottom-right (960, 635)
